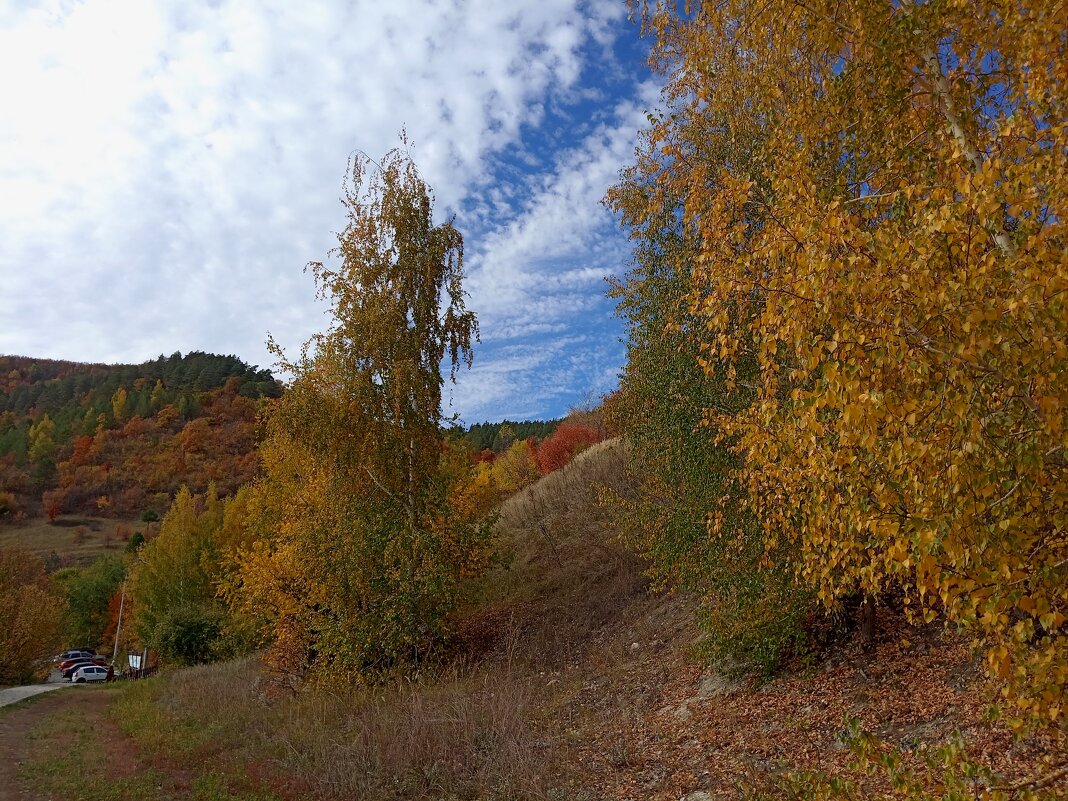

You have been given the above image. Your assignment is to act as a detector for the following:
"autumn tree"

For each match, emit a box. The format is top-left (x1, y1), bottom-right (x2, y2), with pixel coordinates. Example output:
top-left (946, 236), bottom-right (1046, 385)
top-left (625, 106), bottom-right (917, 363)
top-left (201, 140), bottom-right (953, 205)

top-left (129, 484), bottom-right (253, 665)
top-left (606, 93), bottom-right (812, 674)
top-left (111, 386), bottom-right (128, 423)
top-left (27, 414), bottom-right (56, 463)
top-left (626, 0), bottom-right (1067, 731)
top-left (54, 555), bottom-right (125, 648)
top-left (129, 485), bottom-right (217, 657)
top-left (0, 548), bottom-right (66, 682)
top-left (534, 422), bottom-right (602, 475)
top-left (231, 139), bottom-right (492, 682)
top-left (27, 413), bottom-right (57, 486)
top-left (486, 438), bottom-right (540, 494)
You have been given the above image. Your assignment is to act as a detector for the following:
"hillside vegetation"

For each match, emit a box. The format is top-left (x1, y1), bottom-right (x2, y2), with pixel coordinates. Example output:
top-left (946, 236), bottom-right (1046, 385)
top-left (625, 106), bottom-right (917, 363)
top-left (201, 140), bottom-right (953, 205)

top-left (102, 440), bottom-right (687, 799)
top-left (4, 7), bottom-right (1067, 795)
top-left (52, 441), bottom-right (1055, 801)
top-left (0, 352), bottom-right (279, 520)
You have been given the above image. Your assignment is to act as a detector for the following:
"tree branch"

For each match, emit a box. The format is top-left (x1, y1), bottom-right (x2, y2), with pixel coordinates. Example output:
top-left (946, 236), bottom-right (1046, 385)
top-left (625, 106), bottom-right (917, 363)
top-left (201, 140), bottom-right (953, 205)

top-left (922, 46), bottom-right (1017, 258)
top-left (989, 762), bottom-right (1068, 793)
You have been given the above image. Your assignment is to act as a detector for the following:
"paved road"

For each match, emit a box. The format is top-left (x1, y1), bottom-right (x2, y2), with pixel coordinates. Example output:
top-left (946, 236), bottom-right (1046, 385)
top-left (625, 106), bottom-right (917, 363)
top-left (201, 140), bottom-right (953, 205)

top-left (0, 682), bottom-right (69, 709)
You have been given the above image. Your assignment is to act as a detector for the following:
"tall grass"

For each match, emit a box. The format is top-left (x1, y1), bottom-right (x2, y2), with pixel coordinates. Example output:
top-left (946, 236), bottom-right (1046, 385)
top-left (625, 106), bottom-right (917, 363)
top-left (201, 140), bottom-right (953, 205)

top-left (473, 439), bottom-right (650, 667)
top-left (121, 657), bottom-right (560, 800)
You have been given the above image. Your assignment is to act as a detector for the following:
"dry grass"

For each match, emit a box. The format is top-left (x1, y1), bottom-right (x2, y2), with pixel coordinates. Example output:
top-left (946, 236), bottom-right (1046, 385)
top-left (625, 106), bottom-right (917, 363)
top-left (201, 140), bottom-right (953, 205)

top-left (470, 439), bottom-right (651, 668)
top-left (58, 438), bottom-right (1066, 800)
top-left (122, 657), bottom-right (560, 801)
top-left (0, 515), bottom-right (144, 567)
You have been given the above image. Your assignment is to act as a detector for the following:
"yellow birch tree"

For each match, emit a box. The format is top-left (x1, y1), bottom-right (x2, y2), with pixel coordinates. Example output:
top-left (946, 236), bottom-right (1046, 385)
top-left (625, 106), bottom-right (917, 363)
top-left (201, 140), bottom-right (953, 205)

top-left (627, 0), bottom-right (1067, 731)
top-left (230, 140), bottom-right (493, 683)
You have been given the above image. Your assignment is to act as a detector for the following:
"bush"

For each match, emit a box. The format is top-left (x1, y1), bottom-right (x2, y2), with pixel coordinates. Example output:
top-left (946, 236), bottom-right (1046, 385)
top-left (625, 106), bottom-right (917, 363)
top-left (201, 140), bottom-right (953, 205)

top-left (534, 423), bottom-right (601, 476)
top-left (0, 489), bottom-right (20, 519)
top-left (153, 604), bottom-right (224, 666)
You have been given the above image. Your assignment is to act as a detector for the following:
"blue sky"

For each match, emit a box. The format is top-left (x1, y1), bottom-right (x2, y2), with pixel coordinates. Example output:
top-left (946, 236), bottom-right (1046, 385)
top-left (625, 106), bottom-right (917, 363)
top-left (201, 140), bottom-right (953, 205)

top-left (0, 1), bottom-right (658, 423)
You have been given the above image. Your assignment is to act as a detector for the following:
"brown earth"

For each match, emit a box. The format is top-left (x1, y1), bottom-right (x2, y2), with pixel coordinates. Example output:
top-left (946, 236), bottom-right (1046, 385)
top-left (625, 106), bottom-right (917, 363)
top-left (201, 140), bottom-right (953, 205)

top-left (556, 611), bottom-right (1063, 800)
top-left (0, 516), bottom-right (145, 569)
top-left (1, 689), bottom-right (129, 800)
top-left (0, 686), bottom-right (183, 801)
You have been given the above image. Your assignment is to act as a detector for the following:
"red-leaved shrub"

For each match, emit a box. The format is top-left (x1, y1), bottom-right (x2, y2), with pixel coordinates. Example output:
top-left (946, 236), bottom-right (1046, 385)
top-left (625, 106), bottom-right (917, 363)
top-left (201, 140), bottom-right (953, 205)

top-left (534, 423), bottom-right (602, 476)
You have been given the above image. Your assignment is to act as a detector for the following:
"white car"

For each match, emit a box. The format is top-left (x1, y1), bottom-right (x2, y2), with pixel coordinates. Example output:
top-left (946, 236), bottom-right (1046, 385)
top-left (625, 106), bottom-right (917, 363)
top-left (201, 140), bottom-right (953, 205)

top-left (71, 664), bottom-right (109, 683)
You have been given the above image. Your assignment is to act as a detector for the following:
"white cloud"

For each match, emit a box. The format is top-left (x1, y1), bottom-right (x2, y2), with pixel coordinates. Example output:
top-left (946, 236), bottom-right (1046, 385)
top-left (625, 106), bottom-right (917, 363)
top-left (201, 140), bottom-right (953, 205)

top-left (463, 83), bottom-right (658, 334)
top-left (0, 0), bottom-right (656, 419)
top-left (448, 334), bottom-right (622, 422)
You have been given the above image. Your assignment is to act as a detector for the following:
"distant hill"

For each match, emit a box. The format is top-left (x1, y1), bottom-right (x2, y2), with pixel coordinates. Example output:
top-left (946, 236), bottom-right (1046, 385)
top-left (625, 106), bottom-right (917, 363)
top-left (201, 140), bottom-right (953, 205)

top-left (0, 353), bottom-right (280, 521)
top-left (459, 419), bottom-right (559, 454)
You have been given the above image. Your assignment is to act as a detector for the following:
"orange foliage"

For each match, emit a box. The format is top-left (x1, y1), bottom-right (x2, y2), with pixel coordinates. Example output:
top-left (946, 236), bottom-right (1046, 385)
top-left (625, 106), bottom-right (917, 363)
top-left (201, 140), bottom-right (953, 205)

top-left (69, 435), bottom-right (97, 467)
top-left (47, 391), bottom-right (269, 518)
top-left (534, 423), bottom-right (602, 476)
top-left (42, 490), bottom-right (62, 523)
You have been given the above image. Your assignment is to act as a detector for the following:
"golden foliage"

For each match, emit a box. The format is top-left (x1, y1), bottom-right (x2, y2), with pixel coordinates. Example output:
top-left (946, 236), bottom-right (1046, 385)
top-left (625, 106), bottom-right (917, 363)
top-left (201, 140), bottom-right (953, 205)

top-left (230, 141), bottom-right (491, 682)
top-left (483, 439), bottom-right (540, 495)
top-left (0, 548), bottom-right (66, 683)
top-left (626, 0), bottom-right (1067, 731)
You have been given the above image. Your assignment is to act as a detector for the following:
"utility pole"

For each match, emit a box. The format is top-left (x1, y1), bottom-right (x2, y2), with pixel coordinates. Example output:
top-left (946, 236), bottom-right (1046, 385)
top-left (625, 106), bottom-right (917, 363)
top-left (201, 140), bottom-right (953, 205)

top-left (111, 580), bottom-right (126, 665)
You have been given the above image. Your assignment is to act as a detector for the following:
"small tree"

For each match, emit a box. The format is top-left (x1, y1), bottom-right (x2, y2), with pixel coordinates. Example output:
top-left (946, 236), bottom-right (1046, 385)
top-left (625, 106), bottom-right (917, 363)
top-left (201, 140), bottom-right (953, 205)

top-left (130, 486), bottom-right (222, 660)
top-left (42, 490), bottom-right (62, 523)
top-left (233, 138), bottom-right (492, 681)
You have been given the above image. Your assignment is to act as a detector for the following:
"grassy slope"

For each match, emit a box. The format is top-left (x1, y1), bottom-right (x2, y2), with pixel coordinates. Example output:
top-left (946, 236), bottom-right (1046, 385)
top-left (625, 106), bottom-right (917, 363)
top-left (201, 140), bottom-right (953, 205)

top-left (112, 440), bottom-right (692, 801)
top-left (72, 441), bottom-right (1062, 800)
top-left (0, 515), bottom-right (143, 568)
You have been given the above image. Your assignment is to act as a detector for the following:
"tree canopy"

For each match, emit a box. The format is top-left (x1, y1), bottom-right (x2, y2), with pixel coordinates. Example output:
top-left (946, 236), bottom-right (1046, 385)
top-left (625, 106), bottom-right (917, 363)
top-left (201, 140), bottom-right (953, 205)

top-left (615, 0), bottom-right (1066, 733)
top-left (231, 140), bottom-right (494, 682)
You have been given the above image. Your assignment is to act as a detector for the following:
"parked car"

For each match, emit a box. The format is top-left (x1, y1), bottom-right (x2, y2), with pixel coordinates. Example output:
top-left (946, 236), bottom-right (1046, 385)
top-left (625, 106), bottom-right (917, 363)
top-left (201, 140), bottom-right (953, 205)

top-left (71, 664), bottom-right (109, 683)
top-left (58, 653), bottom-right (98, 667)
top-left (59, 657), bottom-right (107, 677)
top-left (53, 649), bottom-right (95, 663)
top-left (57, 655), bottom-right (102, 671)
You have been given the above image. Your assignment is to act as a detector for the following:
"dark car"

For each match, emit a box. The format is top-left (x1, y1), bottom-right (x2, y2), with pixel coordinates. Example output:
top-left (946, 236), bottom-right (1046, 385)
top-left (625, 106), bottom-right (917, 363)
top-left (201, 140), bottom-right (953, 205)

top-left (59, 657), bottom-right (107, 677)
top-left (54, 648), bottom-right (96, 663)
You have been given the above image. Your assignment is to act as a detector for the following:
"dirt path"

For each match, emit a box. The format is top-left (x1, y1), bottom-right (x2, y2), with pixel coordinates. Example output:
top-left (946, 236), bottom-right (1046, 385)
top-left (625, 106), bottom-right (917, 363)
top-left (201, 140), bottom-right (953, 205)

top-left (0, 687), bottom-right (142, 801)
top-left (0, 690), bottom-right (79, 801)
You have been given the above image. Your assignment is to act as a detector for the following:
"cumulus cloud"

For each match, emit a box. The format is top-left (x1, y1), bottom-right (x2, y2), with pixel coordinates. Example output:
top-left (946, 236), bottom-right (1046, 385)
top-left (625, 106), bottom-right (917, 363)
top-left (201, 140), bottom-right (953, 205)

top-left (0, 0), bottom-right (657, 419)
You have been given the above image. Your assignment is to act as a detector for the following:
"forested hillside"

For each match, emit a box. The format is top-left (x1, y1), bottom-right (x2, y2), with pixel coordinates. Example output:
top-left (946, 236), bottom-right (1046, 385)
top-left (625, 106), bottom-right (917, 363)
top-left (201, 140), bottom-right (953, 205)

top-left (0, 352), bottom-right (280, 520)
top-left (460, 419), bottom-right (560, 453)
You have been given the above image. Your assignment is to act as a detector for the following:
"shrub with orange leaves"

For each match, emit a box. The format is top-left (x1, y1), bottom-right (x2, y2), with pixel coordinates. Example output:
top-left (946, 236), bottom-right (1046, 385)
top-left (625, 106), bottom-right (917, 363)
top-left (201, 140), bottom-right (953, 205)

top-left (534, 423), bottom-right (602, 476)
